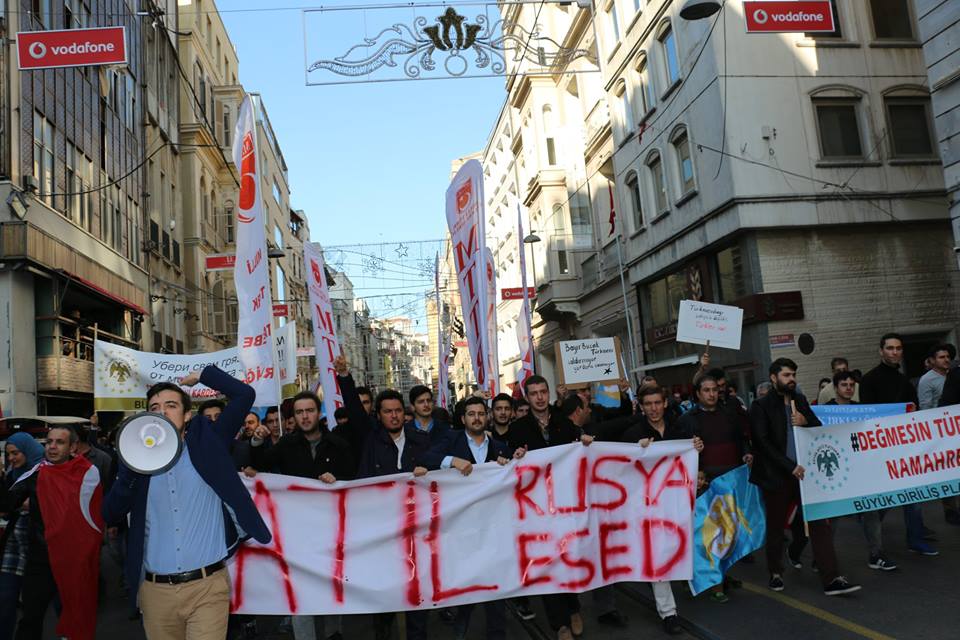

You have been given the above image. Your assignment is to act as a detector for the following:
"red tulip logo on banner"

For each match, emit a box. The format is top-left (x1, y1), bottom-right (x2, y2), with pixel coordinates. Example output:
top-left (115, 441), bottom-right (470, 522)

top-left (231, 95), bottom-right (277, 405)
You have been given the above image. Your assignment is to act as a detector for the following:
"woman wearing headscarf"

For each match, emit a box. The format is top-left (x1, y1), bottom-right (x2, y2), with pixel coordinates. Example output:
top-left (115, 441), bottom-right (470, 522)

top-left (0, 433), bottom-right (45, 640)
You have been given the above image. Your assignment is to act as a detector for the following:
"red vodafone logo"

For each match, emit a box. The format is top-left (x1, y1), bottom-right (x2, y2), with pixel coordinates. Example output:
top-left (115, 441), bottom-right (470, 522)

top-left (237, 132), bottom-right (257, 224)
top-left (456, 181), bottom-right (472, 213)
top-left (17, 27), bottom-right (127, 70)
top-left (744, 1), bottom-right (835, 33)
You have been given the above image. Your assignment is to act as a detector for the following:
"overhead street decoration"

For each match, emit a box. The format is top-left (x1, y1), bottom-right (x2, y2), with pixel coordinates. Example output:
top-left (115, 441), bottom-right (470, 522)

top-left (303, 4), bottom-right (595, 85)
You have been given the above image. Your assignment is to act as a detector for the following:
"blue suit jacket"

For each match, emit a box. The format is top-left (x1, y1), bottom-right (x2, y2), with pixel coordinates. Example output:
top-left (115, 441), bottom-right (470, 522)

top-left (421, 429), bottom-right (513, 470)
top-left (103, 366), bottom-right (272, 609)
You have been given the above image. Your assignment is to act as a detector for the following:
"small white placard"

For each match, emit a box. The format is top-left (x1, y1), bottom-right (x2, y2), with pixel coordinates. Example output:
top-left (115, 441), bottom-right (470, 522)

top-left (676, 300), bottom-right (743, 350)
top-left (556, 337), bottom-right (623, 386)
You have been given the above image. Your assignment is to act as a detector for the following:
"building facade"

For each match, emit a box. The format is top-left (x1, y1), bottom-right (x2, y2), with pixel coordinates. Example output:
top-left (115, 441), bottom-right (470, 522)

top-left (462, 0), bottom-right (959, 400)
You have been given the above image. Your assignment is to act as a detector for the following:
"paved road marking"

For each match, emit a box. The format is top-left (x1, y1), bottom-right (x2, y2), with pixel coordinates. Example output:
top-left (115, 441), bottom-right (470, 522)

top-left (742, 581), bottom-right (896, 640)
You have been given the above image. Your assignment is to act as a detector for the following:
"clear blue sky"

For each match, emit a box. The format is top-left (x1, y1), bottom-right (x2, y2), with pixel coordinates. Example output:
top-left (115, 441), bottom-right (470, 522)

top-left (219, 1), bottom-right (505, 249)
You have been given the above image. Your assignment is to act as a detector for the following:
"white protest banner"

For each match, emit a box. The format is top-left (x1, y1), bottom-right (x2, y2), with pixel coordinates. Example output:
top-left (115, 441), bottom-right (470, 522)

top-left (304, 242), bottom-right (342, 421)
top-left (676, 300), bottom-right (743, 350)
top-left (516, 205), bottom-right (535, 387)
top-left (446, 160), bottom-right (492, 395)
top-left (556, 338), bottom-right (623, 387)
top-left (229, 441), bottom-right (696, 615)
top-left (94, 335), bottom-right (297, 411)
top-left (275, 321), bottom-right (299, 400)
top-left (795, 405), bottom-right (960, 521)
top-left (233, 94), bottom-right (277, 406)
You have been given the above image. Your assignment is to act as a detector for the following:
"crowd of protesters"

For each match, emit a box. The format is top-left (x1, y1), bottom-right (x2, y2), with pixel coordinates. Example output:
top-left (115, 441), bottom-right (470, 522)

top-left (0, 331), bottom-right (958, 640)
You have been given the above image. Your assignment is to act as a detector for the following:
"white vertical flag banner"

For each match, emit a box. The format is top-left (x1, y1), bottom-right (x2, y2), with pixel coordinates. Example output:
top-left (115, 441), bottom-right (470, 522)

top-left (516, 205), bottom-right (535, 386)
top-left (304, 242), bottom-right (343, 420)
top-left (484, 246), bottom-right (500, 396)
top-left (232, 94), bottom-right (277, 406)
top-left (445, 160), bottom-right (491, 395)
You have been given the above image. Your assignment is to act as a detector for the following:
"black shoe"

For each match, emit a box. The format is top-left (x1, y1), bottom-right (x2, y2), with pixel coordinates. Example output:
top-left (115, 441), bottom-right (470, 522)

top-left (824, 576), bottom-right (862, 596)
top-left (787, 552), bottom-right (802, 569)
top-left (597, 610), bottom-right (629, 628)
top-left (439, 609), bottom-right (456, 624)
top-left (663, 615), bottom-right (683, 635)
top-left (868, 553), bottom-right (898, 571)
top-left (515, 603), bottom-right (536, 621)
top-left (769, 574), bottom-right (784, 592)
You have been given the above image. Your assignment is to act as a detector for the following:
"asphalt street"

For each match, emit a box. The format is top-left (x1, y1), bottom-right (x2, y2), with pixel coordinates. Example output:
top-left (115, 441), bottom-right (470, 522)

top-left (39, 500), bottom-right (960, 639)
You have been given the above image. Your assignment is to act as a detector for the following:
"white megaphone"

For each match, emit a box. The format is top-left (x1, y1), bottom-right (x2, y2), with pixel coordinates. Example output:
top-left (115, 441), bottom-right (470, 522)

top-left (116, 412), bottom-right (183, 475)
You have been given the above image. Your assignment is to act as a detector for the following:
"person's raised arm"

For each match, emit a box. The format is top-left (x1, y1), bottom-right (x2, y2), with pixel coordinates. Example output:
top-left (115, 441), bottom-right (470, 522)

top-left (186, 366), bottom-right (256, 444)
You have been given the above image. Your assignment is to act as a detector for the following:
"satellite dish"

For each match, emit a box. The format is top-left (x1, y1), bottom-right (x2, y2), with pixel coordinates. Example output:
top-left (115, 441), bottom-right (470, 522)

top-left (798, 333), bottom-right (816, 355)
top-left (116, 412), bottom-right (183, 475)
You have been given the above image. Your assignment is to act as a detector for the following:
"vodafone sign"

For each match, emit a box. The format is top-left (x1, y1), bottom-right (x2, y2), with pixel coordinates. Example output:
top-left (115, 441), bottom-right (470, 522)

top-left (17, 27), bottom-right (127, 70)
top-left (744, 1), bottom-right (835, 33)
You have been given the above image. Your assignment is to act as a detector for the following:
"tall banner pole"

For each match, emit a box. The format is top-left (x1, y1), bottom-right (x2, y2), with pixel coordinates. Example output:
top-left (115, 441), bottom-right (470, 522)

top-left (484, 246), bottom-right (500, 396)
top-left (304, 242), bottom-right (343, 422)
top-left (516, 204), bottom-right (536, 382)
top-left (232, 94), bottom-right (277, 406)
top-left (434, 253), bottom-right (447, 409)
top-left (445, 159), bottom-right (490, 397)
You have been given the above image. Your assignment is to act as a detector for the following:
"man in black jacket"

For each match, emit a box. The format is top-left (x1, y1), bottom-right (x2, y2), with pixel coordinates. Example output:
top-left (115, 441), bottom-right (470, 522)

top-left (860, 333), bottom-right (938, 554)
top-left (249, 391), bottom-right (354, 483)
top-left (248, 389), bottom-right (353, 640)
top-left (508, 376), bottom-right (592, 640)
top-left (421, 396), bottom-right (520, 640)
top-left (406, 384), bottom-right (452, 446)
top-left (750, 358), bottom-right (860, 597)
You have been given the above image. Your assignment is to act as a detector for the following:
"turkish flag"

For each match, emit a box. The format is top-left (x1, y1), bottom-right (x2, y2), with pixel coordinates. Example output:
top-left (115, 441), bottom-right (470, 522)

top-left (37, 455), bottom-right (103, 640)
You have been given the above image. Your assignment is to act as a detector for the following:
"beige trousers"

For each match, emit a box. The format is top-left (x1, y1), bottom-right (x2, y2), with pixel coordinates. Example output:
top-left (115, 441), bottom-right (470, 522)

top-left (139, 568), bottom-right (231, 640)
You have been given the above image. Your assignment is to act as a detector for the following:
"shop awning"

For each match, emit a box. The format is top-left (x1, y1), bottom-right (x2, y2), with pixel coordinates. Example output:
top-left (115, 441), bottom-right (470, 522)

top-left (58, 270), bottom-right (148, 316)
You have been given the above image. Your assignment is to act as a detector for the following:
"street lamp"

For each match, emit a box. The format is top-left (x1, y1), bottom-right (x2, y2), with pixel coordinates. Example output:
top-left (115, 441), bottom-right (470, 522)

top-left (679, 0), bottom-right (722, 20)
top-left (523, 232), bottom-right (541, 290)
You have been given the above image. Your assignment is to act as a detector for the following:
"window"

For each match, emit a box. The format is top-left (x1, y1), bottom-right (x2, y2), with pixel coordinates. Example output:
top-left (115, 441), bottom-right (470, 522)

top-left (150, 220), bottom-right (160, 250)
top-left (112, 187), bottom-right (122, 252)
top-left (635, 57), bottom-right (655, 116)
top-left (806, 0), bottom-right (841, 38)
top-left (543, 106), bottom-right (557, 165)
top-left (173, 240), bottom-right (181, 267)
top-left (161, 230), bottom-right (171, 260)
top-left (647, 152), bottom-right (668, 213)
top-left (671, 127), bottom-right (695, 194)
top-left (626, 171), bottom-right (643, 230)
top-left (659, 24), bottom-right (681, 86)
top-left (633, 0), bottom-right (643, 13)
top-left (33, 112), bottom-right (54, 205)
top-left (64, 143), bottom-right (78, 220)
top-left (200, 176), bottom-right (209, 222)
top-left (569, 190), bottom-right (592, 239)
top-left (716, 244), bottom-right (749, 304)
top-left (885, 97), bottom-right (935, 158)
top-left (814, 99), bottom-right (863, 159)
top-left (226, 206), bottom-right (235, 243)
top-left (615, 81), bottom-right (634, 138)
top-left (552, 203), bottom-right (570, 276)
top-left (32, 0), bottom-right (53, 28)
top-left (272, 180), bottom-right (282, 205)
top-left (870, 0), bottom-right (913, 40)
top-left (606, 2), bottom-right (621, 51)
top-left (222, 105), bottom-right (231, 147)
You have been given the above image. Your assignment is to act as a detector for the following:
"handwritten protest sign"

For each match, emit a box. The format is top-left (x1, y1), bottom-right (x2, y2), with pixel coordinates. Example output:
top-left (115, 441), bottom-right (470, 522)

top-left (795, 405), bottom-right (960, 521)
top-left (676, 300), bottom-right (743, 350)
top-left (229, 441), bottom-right (697, 615)
top-left (555, 338), bottom-right (623, 387)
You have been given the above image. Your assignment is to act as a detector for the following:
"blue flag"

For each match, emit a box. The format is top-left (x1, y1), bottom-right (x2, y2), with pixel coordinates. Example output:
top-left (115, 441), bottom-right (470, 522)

top-left (690, 465), bottom-right (766, 595)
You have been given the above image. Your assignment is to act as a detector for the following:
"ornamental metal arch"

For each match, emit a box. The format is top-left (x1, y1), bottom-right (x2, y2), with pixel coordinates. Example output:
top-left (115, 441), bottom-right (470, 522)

top-left (303, 2), bottom-right (600, 86)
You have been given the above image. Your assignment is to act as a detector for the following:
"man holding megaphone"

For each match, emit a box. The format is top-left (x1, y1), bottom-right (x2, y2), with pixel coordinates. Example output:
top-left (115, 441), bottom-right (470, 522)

top-left (103, 366), bottom-right (272, 640)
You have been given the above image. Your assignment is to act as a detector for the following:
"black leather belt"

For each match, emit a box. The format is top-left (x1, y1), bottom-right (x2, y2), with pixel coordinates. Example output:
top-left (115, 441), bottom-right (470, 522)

top-left (145, 560), bottom-right (225, 585)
